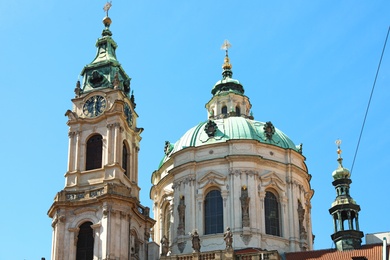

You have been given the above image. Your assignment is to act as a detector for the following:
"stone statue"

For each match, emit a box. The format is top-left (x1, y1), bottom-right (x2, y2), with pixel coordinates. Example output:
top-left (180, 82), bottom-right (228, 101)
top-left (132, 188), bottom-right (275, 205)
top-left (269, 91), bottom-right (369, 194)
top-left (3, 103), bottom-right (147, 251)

top-left (160, 235), bottom-right (169, 256)
top-left (191, 230), bottom-right (201, 253)
top-left (223, 227), bottom-right (233, 250)
top-left (177, 196), bottom-right (186, 235)
top-left (240, 186), bottom-right (250, 227)
top-left (298, 200), bottom-right (307, 240)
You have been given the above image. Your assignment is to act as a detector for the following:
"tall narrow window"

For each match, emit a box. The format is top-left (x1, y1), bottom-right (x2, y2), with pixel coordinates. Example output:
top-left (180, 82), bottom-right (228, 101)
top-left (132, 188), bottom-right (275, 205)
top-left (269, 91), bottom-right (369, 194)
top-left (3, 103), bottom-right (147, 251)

top-left (162, 204), bottom-right (171, 238)
top-left (204, 189), bottom-right (223, 234)
top-left (76, 222), bottom-right (94, 260)
top-left (122, 142), bottom-right (129, 177)
top-left (265, 191), bottom-right (280, 236)
top-left (235, 106), bottom-right (240, 116)
top-left (86, 134), bottom-right (103, 170)
top-left (221, 105), bottom-right (227, 115)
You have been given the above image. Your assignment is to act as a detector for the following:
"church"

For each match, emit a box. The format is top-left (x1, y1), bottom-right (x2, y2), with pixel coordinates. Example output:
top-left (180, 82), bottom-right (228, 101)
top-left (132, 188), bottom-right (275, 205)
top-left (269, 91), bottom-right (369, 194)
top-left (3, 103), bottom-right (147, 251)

top-left (47, 4), bottom-right (389, 260)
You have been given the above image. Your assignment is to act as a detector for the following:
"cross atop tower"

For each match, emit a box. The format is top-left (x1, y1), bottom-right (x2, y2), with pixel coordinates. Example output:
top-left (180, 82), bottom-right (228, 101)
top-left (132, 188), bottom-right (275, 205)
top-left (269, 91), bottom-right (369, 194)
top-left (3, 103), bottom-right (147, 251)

top-left (221, 39), bottom-right (232, 56)
top-left (103, 1), bottom-right (112, 17)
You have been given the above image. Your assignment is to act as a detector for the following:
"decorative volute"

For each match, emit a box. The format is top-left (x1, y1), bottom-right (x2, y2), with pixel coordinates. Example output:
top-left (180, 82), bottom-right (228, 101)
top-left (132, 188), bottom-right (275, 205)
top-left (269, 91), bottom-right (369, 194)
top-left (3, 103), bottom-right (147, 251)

top-left (206, 40), bottom-right (252, 120)
top-left (329, 140), bottom-right (364, 251)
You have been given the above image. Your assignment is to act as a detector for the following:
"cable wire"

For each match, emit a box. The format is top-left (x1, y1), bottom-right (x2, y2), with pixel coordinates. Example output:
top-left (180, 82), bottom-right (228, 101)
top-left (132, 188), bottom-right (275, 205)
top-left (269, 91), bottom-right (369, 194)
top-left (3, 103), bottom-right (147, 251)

top-left (350, 26), bottom-right (390, 174)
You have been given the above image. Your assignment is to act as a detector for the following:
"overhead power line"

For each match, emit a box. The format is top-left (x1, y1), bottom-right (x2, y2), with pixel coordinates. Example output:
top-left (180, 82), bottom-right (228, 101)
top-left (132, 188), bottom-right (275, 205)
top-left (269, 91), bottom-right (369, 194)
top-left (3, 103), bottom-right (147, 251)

top-left (350, 26), bottom-right (390, 174)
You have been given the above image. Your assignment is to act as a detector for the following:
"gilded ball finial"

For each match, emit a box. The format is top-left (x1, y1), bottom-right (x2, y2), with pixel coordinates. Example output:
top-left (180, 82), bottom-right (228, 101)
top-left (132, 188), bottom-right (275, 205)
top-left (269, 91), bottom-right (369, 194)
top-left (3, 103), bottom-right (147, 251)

top-left (335, 139), bottom-right (342, 158)
top-left (221, 40), bottom-right (232, 70)
top-left (332, 139), bottom-right (350, 179)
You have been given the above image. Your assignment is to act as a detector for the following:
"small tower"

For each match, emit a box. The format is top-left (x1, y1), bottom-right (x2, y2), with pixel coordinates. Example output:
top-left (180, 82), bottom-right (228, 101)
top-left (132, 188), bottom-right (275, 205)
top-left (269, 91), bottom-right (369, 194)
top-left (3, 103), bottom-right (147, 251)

top-left (48, 4), bottom-right (155, 260)
top-left (205, 40), bottom-right (252, 120)
top-left (329, 140), bottom-right (363, 251)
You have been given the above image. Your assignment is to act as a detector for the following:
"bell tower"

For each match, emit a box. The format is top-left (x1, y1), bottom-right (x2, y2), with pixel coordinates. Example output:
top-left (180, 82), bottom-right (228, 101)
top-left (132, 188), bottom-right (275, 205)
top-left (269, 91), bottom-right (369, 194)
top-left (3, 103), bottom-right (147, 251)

top-left (48, 4), bottom-right (155, 260)
top-left (329, 140), bottom-right (363, 251)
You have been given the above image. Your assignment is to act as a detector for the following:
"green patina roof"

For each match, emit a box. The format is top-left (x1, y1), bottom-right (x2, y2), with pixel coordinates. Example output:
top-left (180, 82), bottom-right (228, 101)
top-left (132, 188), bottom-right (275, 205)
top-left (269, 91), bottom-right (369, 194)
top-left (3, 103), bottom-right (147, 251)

top-left (78, 16), bottom-right (131, 95)
top-left (211, 77), bottom-right (244, 96)
top-left (159, 117), bottom-right (299, 168)
top-left (211, 50), bottom-right (244, 96)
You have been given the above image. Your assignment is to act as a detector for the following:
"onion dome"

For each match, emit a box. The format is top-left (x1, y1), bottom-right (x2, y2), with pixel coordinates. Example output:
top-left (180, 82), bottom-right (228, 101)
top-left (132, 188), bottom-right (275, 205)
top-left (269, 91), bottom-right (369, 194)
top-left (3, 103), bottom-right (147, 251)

top-left (332, 140), bottom-right (351, 180)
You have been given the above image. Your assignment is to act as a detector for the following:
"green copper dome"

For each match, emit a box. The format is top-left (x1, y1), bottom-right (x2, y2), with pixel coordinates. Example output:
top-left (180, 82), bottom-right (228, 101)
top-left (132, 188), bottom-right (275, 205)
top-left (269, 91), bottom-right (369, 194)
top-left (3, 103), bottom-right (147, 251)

top-left (159, 117), bottom-right (299, 167)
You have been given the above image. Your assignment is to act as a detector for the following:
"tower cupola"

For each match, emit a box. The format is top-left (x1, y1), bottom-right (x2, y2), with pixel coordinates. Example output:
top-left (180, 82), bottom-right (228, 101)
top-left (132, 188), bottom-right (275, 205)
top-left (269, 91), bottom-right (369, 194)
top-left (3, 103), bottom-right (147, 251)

top-left (211, 40), bottom-right (244, 97)
top-left (76, 2), bottom-right (131, 96)
top-left (206, 40), bottom-right (252, 120)
top-left (329, 140), bottom-right (363, 251)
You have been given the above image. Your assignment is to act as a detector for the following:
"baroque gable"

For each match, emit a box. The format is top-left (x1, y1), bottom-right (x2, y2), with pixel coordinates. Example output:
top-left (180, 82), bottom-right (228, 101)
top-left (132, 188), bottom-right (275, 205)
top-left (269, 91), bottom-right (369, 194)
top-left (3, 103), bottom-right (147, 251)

top-left (198, 171), bottom-right (227, 189)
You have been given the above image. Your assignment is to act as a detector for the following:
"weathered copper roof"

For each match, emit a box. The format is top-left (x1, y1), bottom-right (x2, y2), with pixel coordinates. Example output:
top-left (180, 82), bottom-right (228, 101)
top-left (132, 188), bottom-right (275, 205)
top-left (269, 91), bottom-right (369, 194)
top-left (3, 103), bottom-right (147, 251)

top-left (285, 243), bottom-right (389, 260)
top-left (158, 117), bottom-right (299, 168)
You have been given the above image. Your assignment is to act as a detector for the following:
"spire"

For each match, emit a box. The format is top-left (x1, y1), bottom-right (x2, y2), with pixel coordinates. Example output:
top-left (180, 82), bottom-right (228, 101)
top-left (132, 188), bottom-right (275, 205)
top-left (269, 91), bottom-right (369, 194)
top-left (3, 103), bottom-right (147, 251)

top-left (78, 2), bottom-right (131, 95)
top-left (329, 140), bottom-right (363, 251)
top-left (211, 40), bottom-right (244, 96)
top-left (102, 1), bottom-right (113, 37)
top-left (332, 140), bottom-right (351, 180)
top-left (221, 40), bottom-right (233, 79)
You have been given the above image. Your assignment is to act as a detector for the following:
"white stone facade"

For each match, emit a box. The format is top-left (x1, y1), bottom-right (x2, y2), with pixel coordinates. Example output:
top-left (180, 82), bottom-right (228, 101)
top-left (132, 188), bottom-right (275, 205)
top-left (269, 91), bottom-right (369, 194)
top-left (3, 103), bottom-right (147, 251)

top-left (48, 87), bottom-right (156, 260)
top-left (151, 138), bottom-right (313, 255)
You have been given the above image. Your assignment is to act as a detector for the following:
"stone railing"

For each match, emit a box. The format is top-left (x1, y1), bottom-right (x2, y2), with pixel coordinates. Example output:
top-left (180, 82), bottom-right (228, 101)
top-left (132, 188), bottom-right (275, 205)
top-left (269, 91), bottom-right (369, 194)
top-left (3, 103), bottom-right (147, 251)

top-left (55, 183), bottom-right (132, 202)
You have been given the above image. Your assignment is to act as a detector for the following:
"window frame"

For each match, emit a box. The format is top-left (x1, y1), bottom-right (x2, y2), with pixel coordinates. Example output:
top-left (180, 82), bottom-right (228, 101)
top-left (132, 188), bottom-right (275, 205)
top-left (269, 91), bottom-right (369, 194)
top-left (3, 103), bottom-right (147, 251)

top-left (122, 141), bottom-right (130, 177)
top-left (85, 134), bottom-right (103, 171)
top-left (204, 189), bottom-right (223, 235)
top-left (76, 221), bottom-right (94, 260)
top-left (264, 190), bottom-right (281, 236)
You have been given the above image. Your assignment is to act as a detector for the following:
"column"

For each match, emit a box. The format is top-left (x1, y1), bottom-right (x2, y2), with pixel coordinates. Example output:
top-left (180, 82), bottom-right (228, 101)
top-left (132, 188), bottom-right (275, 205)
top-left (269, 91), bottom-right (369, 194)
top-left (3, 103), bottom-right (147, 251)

top-left (67, 132), bottom-right (76, 172)
top-left (355, 212), bottom-right (360, 231)
top-left (113, 123), bottom-right (121, 164)
top-left (347, 211), bottom-right (353, 230)
top-left (106, 124), bottom-right (113, 164)
top-left (338, 212), bottom-right (343, 231)
top-left (333, 215), bottom-right (337, 233)
top-left (74, 131), bottom-right (81, 171)
top-left (91, 223), bottom-right (102, 259)
top-left (287, 177), bottom-right (295, 251)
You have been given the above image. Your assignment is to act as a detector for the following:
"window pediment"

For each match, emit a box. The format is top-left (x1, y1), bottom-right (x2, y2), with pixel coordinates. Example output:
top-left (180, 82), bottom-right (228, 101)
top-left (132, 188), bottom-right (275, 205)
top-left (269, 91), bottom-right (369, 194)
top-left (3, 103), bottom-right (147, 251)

top-left (260, 171), bottom-right (285, 192)
top-left (198, 172), bottom-right (226, 189)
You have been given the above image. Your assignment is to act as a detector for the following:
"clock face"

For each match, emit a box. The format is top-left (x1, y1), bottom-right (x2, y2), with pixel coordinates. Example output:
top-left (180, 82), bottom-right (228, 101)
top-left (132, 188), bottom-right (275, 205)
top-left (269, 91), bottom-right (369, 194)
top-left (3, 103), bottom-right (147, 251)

top-left (124, 103), bottom-right (133, 127)
top-left (83, 95), bottom-right (107, 117)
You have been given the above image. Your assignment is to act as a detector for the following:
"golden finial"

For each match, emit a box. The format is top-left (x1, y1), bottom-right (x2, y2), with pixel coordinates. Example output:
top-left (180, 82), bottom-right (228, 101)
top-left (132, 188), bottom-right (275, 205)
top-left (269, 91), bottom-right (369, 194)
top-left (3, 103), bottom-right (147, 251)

top-left (221, 40), bottom-right (232, 52)
top-left (335, 139), bottom-right (342, 158)
top-left (221, 40), bottom-right (232, 70)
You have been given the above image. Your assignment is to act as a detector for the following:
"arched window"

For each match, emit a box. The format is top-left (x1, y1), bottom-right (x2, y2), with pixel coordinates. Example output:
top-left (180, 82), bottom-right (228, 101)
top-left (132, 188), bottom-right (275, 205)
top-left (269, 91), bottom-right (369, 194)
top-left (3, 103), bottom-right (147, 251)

top-left (162, 204), bottom-right (171, 238)
top-left (221, 105), bottom-right (227, 115)
top-left (265, 191), bottom-right (280, 236)
top-left (122, 141), bottom-right (129, 177)
top-left (86, 134), bottom-right (103, 170)
top-left (235, 106), bottom-right (240, 116)
top-left (204, 189), bottom-right (223, 234)
top-left (76, 222), bottom-right (94, 260)
top-left (130, 230), bottom-right (140, 258)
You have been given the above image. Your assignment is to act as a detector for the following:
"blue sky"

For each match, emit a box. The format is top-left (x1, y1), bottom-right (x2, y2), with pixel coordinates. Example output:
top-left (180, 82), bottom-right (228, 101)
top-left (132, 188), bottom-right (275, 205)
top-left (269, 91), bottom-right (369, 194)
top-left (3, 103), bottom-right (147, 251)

top-left (0, 1), bottom-right (389, 259)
